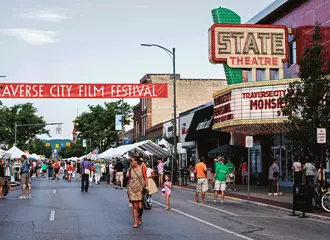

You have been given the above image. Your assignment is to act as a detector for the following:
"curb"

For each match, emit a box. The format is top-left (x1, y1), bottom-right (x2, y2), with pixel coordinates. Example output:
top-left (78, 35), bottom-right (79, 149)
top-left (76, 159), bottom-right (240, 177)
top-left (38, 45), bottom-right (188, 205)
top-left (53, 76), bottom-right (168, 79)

top-left (173, 185), bottom-right (330, 221)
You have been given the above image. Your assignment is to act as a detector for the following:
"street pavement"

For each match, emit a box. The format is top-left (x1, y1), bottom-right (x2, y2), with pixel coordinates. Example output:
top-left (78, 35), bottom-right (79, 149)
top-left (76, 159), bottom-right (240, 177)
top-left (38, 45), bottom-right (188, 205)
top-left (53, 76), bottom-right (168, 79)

top-left (0, 177), bottom-right (330, 240)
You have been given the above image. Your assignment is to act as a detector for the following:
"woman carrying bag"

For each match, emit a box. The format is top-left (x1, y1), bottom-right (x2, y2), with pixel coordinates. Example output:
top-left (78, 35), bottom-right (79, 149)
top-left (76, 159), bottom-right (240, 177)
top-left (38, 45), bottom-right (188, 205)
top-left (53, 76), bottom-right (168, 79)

top-left (127, 156), bottom-right (148, 228)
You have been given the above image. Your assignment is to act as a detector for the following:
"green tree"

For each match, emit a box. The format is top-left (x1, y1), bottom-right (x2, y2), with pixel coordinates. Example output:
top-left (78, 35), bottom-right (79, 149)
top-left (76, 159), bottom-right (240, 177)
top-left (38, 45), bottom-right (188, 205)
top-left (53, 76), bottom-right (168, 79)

top-left (74, 100), bottom-right (131, 150)
top-left (0, 102), bottom-right (49, 148)
top-left (27, 138), bottom-right (52, 158)
top-left (282, 23), bottom-right (330, 168)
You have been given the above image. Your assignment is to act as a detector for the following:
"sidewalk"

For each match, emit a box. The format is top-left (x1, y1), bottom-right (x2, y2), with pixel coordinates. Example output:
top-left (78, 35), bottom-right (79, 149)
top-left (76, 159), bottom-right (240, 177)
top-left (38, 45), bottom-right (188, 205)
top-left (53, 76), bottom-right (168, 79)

top-left (174, 181), bottom-right (330, 219)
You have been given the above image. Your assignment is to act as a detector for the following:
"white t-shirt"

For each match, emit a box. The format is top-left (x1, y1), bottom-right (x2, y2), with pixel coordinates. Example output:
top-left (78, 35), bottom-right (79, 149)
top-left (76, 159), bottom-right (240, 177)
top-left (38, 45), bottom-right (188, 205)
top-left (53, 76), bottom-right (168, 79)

top-left (147, 168), bottom-right (153, 178)
top-left (109, 164), bottom-right (115, 172)
top-left (293, 162), bottom-right (302, 172)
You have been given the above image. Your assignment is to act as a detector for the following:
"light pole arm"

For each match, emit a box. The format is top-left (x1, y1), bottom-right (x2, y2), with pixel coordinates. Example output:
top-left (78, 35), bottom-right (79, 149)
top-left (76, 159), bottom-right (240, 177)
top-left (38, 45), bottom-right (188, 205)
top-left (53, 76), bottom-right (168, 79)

top-left (150, 44), bottom-right (174, 56)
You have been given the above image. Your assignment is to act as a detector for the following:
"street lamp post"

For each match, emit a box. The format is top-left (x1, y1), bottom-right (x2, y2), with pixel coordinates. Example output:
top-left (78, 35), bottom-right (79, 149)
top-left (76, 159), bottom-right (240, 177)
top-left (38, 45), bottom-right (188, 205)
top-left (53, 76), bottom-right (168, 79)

top-left (14, 122), bottom-right (63, 146)
top-left (141, 43), bottom-right (179, 184)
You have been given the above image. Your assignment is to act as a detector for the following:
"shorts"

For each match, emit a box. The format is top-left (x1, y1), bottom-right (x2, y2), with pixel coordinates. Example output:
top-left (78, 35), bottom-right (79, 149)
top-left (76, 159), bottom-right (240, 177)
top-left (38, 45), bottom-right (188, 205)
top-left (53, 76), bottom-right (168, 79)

top-left (242, 172), bottom-right (248, 177)
top-left (196, 178), bottom-right (208, 193)
top-left (54, 169), bottom-right (59, 174)
top-left (214, 180), bottom-right (226, 191)
top-left (42, 170), bottom-right (46, 173)
top-left (226, 174), bottom-right (235, 183)
top-left (21, 173), bottom-right (32, 185)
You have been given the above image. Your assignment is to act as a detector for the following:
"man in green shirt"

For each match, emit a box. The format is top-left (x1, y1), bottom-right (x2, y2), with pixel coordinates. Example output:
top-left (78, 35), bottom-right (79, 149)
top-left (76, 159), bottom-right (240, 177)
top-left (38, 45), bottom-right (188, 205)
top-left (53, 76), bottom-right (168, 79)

top-left (213, 157), bottom-right (229, 204)
top-left (225, 159), bottom-right (236, 192)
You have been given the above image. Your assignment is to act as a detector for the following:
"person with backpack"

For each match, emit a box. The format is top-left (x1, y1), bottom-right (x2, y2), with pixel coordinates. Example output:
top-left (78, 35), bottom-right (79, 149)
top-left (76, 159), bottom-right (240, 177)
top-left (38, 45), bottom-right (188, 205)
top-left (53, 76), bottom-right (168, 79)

top-left (53, 160), bottom-right (60, 180)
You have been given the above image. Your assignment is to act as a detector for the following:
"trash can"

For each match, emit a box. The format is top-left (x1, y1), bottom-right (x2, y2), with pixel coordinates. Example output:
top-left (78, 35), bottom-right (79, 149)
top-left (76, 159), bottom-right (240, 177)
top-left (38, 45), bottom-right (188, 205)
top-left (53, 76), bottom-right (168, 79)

top-left (293, 184), bottom-right (312, 212)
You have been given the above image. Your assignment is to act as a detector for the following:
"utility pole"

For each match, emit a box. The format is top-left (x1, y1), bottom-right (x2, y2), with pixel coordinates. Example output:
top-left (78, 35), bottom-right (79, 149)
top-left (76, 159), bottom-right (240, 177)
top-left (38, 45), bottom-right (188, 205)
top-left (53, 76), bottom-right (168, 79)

top-left (141, 44), bottom-right (178, 184)
top-left (14, 122), bottom-right (63, 146)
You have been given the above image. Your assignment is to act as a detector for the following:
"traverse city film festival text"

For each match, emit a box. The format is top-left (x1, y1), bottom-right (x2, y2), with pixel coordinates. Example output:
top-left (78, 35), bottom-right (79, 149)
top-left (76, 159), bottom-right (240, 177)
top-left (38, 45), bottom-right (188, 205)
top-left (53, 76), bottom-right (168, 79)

top-left (0, 84), bottom-right (168, 98)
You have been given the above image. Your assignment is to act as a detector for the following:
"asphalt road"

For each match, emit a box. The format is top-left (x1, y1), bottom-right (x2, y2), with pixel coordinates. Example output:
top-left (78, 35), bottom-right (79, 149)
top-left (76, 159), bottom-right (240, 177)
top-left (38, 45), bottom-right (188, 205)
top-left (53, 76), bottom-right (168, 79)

top-left (0, 177), bottom-right (330, 240)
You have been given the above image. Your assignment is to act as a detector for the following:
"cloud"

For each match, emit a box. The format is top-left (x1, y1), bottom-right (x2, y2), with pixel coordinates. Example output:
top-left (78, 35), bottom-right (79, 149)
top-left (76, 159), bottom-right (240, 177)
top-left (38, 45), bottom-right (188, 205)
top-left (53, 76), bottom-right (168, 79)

top-left (18, 9), bottom-right (70, 23)
top-left (3, 28), bottom-right (59, 45)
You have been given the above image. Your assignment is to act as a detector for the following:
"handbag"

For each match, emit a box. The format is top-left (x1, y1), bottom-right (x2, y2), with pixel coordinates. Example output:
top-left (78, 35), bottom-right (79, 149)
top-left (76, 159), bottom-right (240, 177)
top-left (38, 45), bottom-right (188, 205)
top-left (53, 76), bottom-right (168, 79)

top-left (84, 169), bottom-right (90, 175)
top-left (273, 171), bottom-right (279, 178)
top-left (132, 167), bottom-right (151, 210)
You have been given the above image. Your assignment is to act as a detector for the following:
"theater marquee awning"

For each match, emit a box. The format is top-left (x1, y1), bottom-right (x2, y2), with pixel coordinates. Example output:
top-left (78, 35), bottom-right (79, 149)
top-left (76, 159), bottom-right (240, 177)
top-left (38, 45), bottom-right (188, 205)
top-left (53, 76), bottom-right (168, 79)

top-left (212, 79), bottom-right (298, 135)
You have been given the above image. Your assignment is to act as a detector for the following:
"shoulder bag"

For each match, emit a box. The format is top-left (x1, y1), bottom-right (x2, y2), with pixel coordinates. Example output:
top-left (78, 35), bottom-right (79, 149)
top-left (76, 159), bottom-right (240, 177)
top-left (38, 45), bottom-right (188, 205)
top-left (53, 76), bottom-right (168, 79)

top-left (132, 166), bottom-right (151, 210)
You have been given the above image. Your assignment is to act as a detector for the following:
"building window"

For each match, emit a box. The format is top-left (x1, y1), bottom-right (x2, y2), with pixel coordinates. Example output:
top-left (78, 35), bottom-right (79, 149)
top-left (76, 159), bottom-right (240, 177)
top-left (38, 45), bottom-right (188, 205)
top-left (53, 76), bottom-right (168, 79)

top-left (270, 70), bottom-right (279, 80)
top-left (289, 40), bottom-right (297, 66)
top-left (141, 99), bottom-right (147, 111)
top-left (257, 69), bottom-right (265, 81)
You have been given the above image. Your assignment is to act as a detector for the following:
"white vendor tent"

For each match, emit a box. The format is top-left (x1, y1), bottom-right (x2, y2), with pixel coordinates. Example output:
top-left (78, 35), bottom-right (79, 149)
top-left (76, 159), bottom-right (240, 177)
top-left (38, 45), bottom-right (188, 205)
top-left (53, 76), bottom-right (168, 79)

top-left (6, 146), bottom-right (27, 159)
top-left (0, 149), bottom-right (11, 159)
top-left (99, 140), bottom-right (170, 159)
top-left (30, 153), bottom-right (41, 160)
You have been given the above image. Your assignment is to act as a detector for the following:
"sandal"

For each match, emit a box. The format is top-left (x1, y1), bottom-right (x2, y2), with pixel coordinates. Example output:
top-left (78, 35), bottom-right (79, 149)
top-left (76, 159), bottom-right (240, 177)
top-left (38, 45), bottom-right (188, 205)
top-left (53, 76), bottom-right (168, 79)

top-left (133, 224), bottom-right (138, 228)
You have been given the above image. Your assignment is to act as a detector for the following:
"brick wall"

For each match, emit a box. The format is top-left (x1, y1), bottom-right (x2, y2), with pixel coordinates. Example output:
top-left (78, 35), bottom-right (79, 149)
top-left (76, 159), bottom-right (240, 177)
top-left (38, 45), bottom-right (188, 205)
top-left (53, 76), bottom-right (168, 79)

top-left (146, 74), bottom-right (227, 127)
top-left (271, 0), bottom-right (330, 78)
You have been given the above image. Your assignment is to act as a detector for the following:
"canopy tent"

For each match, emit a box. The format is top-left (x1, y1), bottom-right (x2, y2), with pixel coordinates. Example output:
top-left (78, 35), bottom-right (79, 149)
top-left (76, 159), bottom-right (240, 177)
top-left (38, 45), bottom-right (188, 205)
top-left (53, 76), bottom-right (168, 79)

top-left (97, 147), bottom-right (114, 159)
top-left (208, 144), bottom-right (247, 157)
top-left (0, 149), bottom-right (11, 159)
top-left (6, 146), bottom-right (27, 159)
top-left (29, 153), bottom-right (41, 160)
top-left (99, 140), bottom-right (170, 159)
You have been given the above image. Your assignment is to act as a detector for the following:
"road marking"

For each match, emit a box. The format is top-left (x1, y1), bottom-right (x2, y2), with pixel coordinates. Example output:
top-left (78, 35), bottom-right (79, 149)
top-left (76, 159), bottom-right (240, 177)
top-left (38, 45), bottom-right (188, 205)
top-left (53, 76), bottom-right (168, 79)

top-left (153, 200), bottom-right (254, 240)
top-left (49, 210), bottom-right (55, 221)
top-left (187, 200), bottom-right (239, 216)
top-left (53, 189), bottom-right (56, 194)
top-left (53, 180), bottom-right (55, 184)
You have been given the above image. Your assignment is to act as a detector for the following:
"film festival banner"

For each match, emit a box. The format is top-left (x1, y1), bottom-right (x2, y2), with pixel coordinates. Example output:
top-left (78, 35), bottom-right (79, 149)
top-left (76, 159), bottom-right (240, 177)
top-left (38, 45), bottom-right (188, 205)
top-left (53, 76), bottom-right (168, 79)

top-left (0, 83), bottom-right (168, 98)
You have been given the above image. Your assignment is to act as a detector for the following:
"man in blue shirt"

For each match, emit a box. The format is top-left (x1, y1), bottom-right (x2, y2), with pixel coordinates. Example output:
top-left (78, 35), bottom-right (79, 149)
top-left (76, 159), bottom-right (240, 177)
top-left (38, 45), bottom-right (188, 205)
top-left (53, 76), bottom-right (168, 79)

top-left (19, 155), bottom-right (32, 199)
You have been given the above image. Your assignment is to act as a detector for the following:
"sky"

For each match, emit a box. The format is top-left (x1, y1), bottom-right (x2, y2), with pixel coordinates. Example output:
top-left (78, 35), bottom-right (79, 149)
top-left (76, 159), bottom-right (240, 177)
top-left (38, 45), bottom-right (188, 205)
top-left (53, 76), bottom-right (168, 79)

top-left (0, 0), bottom-right (275, 140)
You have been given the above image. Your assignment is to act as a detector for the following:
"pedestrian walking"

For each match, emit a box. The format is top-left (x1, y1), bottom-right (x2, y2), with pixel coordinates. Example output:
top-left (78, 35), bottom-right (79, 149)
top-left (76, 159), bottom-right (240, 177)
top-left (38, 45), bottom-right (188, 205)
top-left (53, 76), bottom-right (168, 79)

top-left (146, 162), bottom-right (158, 197)
top-left (225, 158), bottom-right (236, 191)
top-left (89, 160), bottom-right (95, 185)
top-left (127, 155), bottom-right (148, 228)
top-left (213, 157), bottom-right (229, 204)
top-left (41, 161), bottom-right (47, 177)
top-left (48, 160), bottom-right (54, 180)
top-left (0, 159), bottom-right (6, 199)
top-left (303, 158), bottom-right (315, 186)
top-left (19, 155), bottom-right (32, 199)
top-left (66, 162), bottom-right (74, 182)
top-left (163, 175), bottom-right (172, 210)
top-left (109, 160), bottom-right (115, 184)
top-left (157, 159), bottom-right (165, 187)
top-left (115, 158), bottom-right (124, 189)
top-left (81, 158), bottom-right (91, 192)
top-left (292, 158), bottom-right (303, 184)
top-left (53, 160), bottom-right (60, 180)
top-left (94, 161), bottom-right (101, 184)
top-left (268, 159), bottom-right (280, 195)
top-left (238, 158), bottom-right (248, 185)
top-left (194, 157), bottom-right (208, 203)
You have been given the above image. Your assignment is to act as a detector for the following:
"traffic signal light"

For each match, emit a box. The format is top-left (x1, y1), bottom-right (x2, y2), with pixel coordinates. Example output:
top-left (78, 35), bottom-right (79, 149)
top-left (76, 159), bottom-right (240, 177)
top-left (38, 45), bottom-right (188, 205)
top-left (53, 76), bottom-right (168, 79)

top-left (45, 143), bottom-right (50, 147)
top-left (66, 142), bottom-right (71, 147)
top-left (55, 144), bottom-right (59, 149)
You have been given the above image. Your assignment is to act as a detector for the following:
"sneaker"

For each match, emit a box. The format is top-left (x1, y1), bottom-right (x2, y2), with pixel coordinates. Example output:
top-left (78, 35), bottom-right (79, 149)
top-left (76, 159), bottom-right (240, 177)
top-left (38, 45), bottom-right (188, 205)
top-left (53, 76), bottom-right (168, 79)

top-left (220, 200), bottom-right (224, 204)
top-left (268, 193), bottom-right (273, 196)
top-left (274, 193), bottom-right (278, 196)
top-left (229, 189), bottom-right (232, 192)
top-left (213, 200), bottom-right (217, 204)
top-left (27, 195), bottom-right (31, 199)
top-left (19, 195), bottom-right (26, 199)
top-left (234, 189), bottom-right (237, 191)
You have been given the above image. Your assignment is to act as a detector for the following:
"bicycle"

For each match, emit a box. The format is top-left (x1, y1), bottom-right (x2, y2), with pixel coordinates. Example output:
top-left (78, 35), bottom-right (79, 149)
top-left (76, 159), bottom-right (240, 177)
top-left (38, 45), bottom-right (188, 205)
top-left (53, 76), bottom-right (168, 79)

top-left (311, 181), bottom-right (330, 212)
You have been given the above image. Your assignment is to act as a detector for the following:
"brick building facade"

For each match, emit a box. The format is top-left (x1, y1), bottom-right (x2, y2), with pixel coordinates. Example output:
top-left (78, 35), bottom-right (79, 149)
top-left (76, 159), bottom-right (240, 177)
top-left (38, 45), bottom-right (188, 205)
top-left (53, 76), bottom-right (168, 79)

top-left (134, 74), bottom-right (226, 140)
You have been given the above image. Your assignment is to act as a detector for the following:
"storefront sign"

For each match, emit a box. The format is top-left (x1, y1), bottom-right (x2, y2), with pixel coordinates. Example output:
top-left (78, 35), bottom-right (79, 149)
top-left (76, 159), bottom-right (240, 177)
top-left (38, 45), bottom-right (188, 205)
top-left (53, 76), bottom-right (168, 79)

top-left (213, 81), bottom-right (290, 125)
top-left (179, 112), bottom-right (195, 147)
top-left (209, 24), bottom-right (288, 69)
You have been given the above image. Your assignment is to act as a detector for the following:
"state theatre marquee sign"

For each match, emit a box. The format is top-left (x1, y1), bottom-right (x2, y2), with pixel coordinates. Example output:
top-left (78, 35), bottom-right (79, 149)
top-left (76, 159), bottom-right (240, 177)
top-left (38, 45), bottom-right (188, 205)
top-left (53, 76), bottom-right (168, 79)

top-left (209, 24), bottom-right (289, 80)
top-left (212, 79), bottom-right (298, 134)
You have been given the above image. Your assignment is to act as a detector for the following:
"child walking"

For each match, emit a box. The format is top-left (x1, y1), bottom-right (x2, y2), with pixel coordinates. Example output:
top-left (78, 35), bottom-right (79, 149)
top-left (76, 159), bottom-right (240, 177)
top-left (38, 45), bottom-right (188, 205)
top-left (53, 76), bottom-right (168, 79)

top-left (163, 175), bottom-right (172, 210)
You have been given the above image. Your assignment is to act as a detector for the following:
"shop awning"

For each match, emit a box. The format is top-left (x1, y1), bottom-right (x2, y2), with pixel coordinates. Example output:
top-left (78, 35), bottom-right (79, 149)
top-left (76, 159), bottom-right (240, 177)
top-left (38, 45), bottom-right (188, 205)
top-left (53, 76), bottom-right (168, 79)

top-left (185, 105), bottom-right (228, 142)
top-left (99, 140), bottom-right (170, 159)
top-left (208, 144), bottom-right (247, 156)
